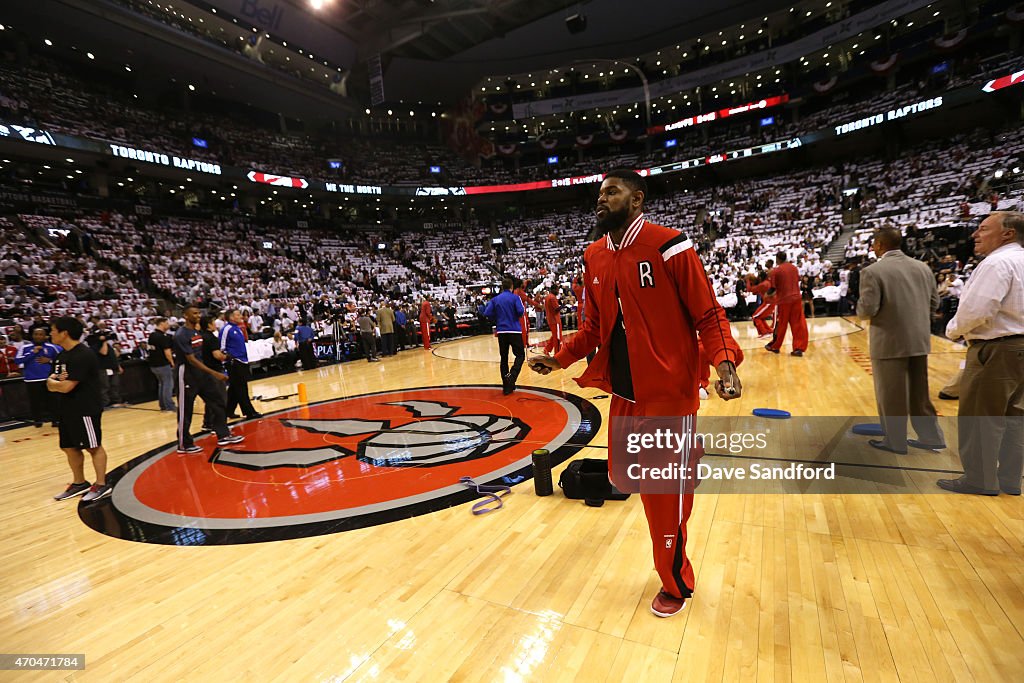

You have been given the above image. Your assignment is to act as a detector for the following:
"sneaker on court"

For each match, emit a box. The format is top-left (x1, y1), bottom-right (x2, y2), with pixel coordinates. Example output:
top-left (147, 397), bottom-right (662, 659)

top-left (54, 481), bottom-right (91, 501)
top-left (791, 350), bottom-right (804, 357)
top-left (82, 484), bottom-right (113, 502)
top-left (176, 445), bottom-right (204, 454)
top-left (764, 343), bottom-right (779, 354)
top-left (650, 591), bottom-right (687, 618)
top-left (218, 434), bottom-right (245, 446)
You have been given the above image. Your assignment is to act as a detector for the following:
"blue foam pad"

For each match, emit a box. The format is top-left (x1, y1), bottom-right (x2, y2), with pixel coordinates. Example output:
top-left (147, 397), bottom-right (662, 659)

top-left (752, 408), bottom-right (791, 419)
top-left (851, 423), bottom-right (885, 436)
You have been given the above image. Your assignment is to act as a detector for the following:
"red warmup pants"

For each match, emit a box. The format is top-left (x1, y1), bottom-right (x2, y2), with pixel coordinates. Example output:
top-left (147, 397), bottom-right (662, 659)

top-left (543, 316), bottom-right (562, 355)
top-left (769, 299), bottom-right (808, 352)
top-left (520, 316), bottom-right (530, 347)
top-left (609, 396), bottom-right (699, 600)
top-left (420, 320), bottom-right (431, 350)
top-left (751, 302), bottom-right (776, 336)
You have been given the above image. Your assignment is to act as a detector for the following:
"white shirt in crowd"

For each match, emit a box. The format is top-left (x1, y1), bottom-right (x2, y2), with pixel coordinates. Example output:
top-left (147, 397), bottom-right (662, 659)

top-left (946, 242), bottom-right (1024, 341)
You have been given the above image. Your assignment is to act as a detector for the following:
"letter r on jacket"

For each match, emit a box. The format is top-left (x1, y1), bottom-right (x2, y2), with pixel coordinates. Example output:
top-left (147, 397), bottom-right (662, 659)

top-left (639, 261), bottom-right (654, 288)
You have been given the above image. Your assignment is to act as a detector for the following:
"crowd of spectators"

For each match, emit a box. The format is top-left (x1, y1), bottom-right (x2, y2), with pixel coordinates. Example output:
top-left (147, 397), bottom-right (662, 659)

top-left (3, 106), bottom-right (1023, 379)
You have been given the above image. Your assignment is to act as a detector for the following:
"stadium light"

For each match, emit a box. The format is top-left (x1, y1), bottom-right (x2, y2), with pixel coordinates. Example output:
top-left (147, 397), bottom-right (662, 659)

top-left (572, 58), bottom-right (651, 129)
top-left (44, 39), bottom-right (53, 46)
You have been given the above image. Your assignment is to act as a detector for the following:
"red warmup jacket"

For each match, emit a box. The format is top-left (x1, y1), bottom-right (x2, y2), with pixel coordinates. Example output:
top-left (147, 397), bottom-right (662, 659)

top-left (514, 288), bottom-right (538, 312)
top-left (419, 301), bottom-right (432, 321)
top-left (572, 282), bottom-right (584, 305)
top-left (555, 214), bottom-right (743, 413)
top-left (748, 277), bottom-right (777, 303)
top-left (769, 262), bottom-right (801, 303)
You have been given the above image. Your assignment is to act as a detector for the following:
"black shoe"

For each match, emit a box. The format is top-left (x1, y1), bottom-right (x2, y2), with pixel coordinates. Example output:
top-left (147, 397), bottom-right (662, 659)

top-left (244, 412), bottom-right (263, 419)
top-left (82, 484), bottom-right (113, 502)
top-left (34, 421), bottom-right (43, 428)
top-left (791, 350), bottom-right (804, 357)
top-left (868, 439), bottom-right (907, 455)
top-left (54, 481), bottom-right (91, 501)
top-left (937, 392), bottom-right (957, 400)
top-left (907, 439), bottom-right (946, 452)
top-left (764, 343), bottom-right (779, 354)
top-left (1000, 485), bottom-right (1022, 496)
top-left (201, 423), bottom-right (212, 430)
top-left (936, 478), bottom-right (998, 496)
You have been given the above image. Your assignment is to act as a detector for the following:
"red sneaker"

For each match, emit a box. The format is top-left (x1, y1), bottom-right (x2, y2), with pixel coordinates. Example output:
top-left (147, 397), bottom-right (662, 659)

top-left (650, 591), bottom-right (687, 618)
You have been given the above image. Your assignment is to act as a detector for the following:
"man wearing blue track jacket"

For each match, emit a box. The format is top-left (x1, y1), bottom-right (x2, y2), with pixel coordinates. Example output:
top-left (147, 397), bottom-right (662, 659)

top-left (16, 327), bottom-right (62, 426)
top-left (219, 308), bottom-right (261, 419)
top-left (483, 279), bottom-right (527, 395)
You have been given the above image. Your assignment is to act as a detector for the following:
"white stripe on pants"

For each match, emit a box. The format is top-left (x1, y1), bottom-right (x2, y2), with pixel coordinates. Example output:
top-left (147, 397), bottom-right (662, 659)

top-left (83, 416), bottom-right (98, 449)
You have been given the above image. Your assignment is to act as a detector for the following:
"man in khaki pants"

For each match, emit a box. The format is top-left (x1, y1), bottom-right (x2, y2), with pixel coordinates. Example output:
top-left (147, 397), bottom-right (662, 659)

top-left (940, 212), bottom-right (1024, 495)
top-left (857, 228), bottom-right (944, 454)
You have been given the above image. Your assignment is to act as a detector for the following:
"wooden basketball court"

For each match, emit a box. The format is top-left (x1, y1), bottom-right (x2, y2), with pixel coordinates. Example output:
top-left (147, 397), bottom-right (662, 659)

top-left (2, 317), bottom-right (1022, 681)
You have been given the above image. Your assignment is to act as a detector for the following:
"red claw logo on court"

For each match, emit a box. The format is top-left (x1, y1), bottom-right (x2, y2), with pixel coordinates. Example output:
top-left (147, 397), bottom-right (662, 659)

top-left (80, 386), bottom-right (599, 545)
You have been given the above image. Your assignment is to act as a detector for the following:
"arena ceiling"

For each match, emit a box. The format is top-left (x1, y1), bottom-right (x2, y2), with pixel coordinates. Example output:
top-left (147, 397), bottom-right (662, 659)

top-left (263, 0), bottom-right (798, 99)
top-left (8, 0), bottom-right (803, 114)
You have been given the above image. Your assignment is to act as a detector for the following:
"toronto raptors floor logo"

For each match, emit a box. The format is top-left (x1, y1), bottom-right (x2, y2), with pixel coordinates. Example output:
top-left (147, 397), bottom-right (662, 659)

top-left (79, 386), bottom-right (600, 545)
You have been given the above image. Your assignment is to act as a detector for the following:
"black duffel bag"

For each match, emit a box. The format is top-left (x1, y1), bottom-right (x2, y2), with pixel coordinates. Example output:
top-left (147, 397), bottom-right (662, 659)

top-left (558, 458), bottom-right (631, 505)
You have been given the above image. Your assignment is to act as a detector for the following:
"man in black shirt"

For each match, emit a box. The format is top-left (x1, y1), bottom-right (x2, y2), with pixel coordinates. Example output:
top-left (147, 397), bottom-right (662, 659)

top-left (146, 317), bottom-right (175, 412)
top-left (87, 320), bottom-right (124, 408)
top-left (48, 317), bottom-right (112, 503)
top-left (199, 314), bottom-right (229, 431)
top-left (173, 305), bottom-right (242, 453)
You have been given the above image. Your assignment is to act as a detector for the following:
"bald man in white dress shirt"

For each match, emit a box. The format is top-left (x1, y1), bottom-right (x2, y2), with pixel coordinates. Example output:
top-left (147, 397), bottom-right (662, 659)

top-left (938, 212), bottom-right (1024, 496)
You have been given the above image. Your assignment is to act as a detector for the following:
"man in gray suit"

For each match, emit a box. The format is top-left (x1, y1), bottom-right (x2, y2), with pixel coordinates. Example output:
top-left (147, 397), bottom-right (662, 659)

top-left (856, 228), bottom-right (945, 454)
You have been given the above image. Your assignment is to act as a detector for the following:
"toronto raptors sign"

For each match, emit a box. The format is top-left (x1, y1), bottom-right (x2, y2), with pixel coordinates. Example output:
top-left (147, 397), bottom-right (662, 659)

top-left (79, 386), bottom-right (600, 545)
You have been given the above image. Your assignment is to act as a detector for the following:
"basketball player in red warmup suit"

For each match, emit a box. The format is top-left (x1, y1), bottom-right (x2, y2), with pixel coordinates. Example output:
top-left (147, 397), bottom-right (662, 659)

top-left (542, 286), bottom-right (562, 355)
top-left (513, 280), bottom-right (539, 347)
top-left (765, 251), bottom-right (809, 356)
top-left (419, 298), bottom-right (433, 350)
top-left (746, 261), bottom-right (776, 338)
top-left (531, 170), bottom-right (744, 618)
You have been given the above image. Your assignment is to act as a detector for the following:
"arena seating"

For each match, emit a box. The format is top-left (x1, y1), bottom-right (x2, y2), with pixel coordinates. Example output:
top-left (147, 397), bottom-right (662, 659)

top-left (2, 90), bottom-right (1022, 366)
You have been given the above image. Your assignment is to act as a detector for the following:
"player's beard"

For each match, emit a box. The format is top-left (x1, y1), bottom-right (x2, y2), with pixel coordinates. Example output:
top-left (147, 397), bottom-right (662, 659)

top-left (593, 205), bottom-right (629, 238)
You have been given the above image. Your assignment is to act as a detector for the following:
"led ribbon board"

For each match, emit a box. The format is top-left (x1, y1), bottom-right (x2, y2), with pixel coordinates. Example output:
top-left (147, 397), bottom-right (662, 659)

top-left (247, 171), bottom-right (309, 189)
